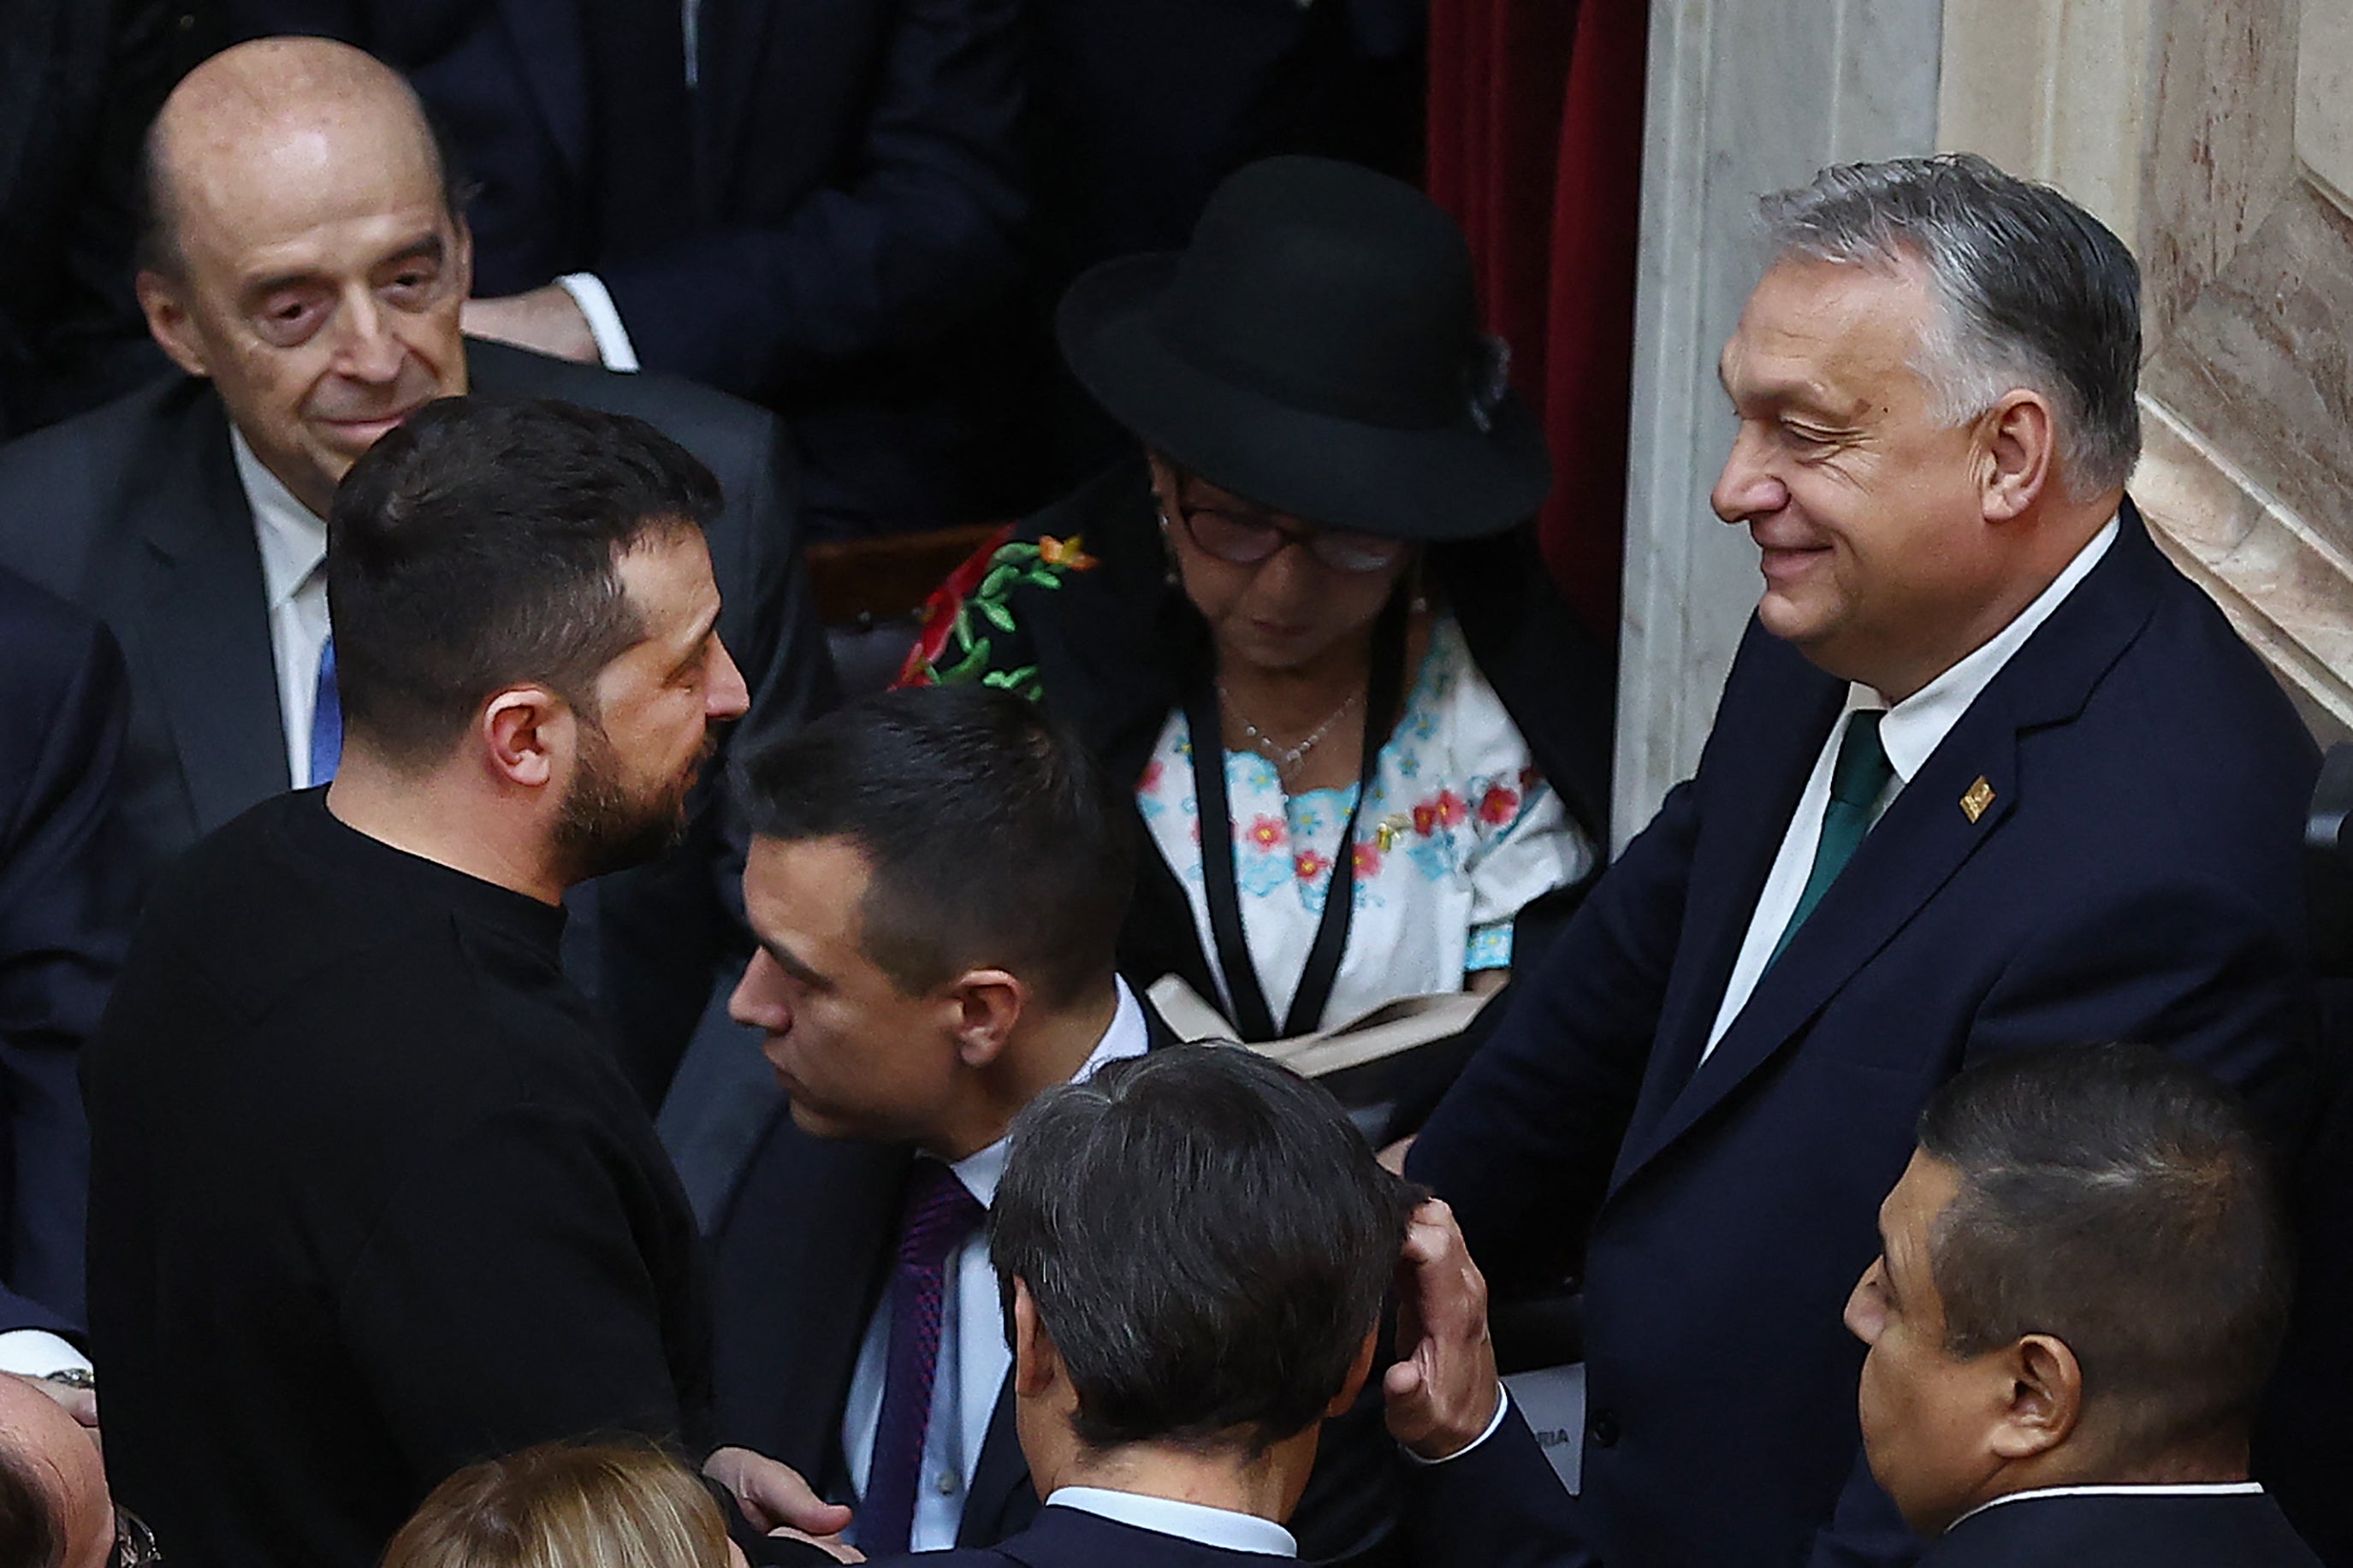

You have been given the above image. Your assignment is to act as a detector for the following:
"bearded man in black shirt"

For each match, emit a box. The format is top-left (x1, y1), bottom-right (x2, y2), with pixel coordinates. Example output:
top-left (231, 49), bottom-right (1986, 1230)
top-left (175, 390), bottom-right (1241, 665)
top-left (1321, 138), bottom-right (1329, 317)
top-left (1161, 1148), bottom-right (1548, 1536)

top-left (82, 398), bottom-right (823, 1568)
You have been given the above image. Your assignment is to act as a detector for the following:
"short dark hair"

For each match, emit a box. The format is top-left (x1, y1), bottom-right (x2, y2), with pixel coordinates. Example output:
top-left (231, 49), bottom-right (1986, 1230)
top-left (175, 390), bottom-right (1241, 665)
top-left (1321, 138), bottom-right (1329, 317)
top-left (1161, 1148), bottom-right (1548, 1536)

top-left (327, 397), bottom-right (720, 769)
top-left (737, 684), bottom-right (1134, 1008)
top-left (1917, 1042), bottom-right (2293, 1464)
top-left (991, 1044), bottom-right (1415, 1453)
top-left (134, 72), bottom-right (479, 278)
top-left (0, 1446), bottom-right (62, 1568)
top-left (1760, 152), bottom-right (2142, 496)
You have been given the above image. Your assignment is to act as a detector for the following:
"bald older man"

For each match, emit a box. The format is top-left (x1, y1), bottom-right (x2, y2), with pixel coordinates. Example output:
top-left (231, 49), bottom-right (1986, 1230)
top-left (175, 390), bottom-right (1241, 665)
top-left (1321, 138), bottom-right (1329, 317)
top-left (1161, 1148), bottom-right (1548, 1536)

top-left (0, 36), bottom-right (834, 1104)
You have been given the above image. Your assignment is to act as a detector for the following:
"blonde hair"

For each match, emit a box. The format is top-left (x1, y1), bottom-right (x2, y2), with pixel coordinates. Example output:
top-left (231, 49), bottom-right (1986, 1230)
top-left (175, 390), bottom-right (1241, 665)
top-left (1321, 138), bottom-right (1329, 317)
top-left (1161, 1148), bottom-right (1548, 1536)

top-left (382, 1441), bottom-right (732, 1568)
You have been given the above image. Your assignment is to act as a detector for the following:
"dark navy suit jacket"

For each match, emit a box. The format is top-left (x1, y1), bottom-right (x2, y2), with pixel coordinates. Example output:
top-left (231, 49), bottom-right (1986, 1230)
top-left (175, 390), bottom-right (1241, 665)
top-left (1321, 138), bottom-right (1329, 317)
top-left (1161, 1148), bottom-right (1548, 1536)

top-left (1917, 1491), bottom-right (2322, 1568)
top-left (227, 0), bottom-right (1027, 535)
top-left (0, 567), bottom-right (136, 1329)
top-left (1408, 503), bottom-right (2321, 1568)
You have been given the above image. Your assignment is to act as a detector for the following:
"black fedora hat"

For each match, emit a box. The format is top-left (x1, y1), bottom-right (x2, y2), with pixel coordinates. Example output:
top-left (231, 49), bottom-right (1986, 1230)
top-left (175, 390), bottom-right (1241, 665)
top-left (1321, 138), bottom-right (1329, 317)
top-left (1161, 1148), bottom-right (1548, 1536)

top-left (1057, 156), bottom-right (1550, 542)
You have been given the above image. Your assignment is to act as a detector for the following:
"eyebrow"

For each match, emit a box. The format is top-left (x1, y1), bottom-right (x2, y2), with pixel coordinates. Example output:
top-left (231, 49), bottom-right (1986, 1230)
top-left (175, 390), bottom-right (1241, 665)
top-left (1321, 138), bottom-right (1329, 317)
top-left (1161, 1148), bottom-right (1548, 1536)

top-left (240, 234), bottom-right (447, 304)
top-left (761, 934), bottom-right (827, 991)
top-left (665, 607), bottom-right (721, 677)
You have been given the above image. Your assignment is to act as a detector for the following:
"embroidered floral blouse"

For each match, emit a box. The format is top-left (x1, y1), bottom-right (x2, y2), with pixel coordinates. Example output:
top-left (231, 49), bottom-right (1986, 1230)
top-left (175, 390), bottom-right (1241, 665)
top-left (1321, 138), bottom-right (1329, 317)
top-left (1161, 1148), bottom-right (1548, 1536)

top-left (1137, 615), bottom-right (1594, 1031)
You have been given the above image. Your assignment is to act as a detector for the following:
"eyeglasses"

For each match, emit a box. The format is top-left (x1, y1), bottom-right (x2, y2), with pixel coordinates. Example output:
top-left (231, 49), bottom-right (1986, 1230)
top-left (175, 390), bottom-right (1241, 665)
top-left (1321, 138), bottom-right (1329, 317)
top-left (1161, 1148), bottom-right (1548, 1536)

top-left (110, 1505), bottom-right (162, 1568)
top-left (1169, 498), bottom-right (1410, 575)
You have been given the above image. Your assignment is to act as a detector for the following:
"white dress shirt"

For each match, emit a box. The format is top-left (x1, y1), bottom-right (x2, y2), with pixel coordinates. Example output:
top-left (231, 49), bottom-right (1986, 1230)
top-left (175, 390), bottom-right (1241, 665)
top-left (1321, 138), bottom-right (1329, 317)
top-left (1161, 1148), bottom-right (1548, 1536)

top-left (1046, 1487), bottom-right (1298, 1557)
top-left (1952, 1480), bottom-right (2265, 1530)
top-left (1699, 517), bottom-right (2120, 1060)
top-left (841, 978), bottom-right (1153, 1552)
top-left (231, 432), bottom-right (334, 789)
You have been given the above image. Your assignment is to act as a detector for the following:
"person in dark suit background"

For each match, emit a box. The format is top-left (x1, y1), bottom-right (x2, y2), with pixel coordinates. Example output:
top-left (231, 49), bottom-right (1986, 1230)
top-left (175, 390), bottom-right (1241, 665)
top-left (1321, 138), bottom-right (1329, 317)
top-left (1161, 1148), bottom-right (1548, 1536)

top-left (1849, 1044), bottom-right (2320, 1568)
top-left (0, 570), bottom-right (136, 1359)
top-left (705, 686), bottom-right (1401, 1563)
top-left (0, 36), bottom-right (835, 1104)
top-left (219, 0), bottom-right (1028, 539)
top-left (0, 0), bottom-right (221, 439)
top-left (1400, 153), bottom-right (2322, 1568)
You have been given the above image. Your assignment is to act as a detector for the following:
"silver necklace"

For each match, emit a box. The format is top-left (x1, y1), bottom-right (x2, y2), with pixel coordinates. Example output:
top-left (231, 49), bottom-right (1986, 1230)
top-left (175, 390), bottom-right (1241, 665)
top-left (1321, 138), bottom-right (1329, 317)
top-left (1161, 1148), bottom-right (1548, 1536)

top-left (1217, 683), bottom-right (1362, 778)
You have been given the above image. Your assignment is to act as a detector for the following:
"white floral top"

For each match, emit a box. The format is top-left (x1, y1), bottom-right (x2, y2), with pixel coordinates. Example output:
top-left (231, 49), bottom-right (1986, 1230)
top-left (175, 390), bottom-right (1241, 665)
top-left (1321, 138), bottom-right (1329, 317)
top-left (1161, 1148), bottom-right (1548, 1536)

top-left (1137, 615), bottom-right (1595, 1032)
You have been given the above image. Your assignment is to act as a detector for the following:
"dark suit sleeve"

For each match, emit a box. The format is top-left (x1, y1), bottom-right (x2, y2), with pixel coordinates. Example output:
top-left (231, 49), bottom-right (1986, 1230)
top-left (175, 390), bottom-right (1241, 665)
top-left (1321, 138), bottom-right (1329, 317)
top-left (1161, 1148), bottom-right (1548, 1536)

top-left (0, 606), bottom-right (133, 1323)
top-left (1405, 1404), bottom-right (1598, 1568)
top-left (597, 0), bottom-right (1025, 402)
top-left (334, 1101), bottom-right (699, 1480)
top-left (1405, 778), bottom-right (1700, 1288)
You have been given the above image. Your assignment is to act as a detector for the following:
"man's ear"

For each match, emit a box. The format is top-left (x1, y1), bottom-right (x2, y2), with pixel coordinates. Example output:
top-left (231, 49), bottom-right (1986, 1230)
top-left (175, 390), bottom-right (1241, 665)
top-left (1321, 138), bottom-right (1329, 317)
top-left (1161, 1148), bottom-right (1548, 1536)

top-left (1976, 390), bottom-right (2054, 524)
top-left (482, 687), bottom-right (572, 790)
top-left (948, 968), bottom-right (1025, 1069)
top-left (137, 269), bottom-right (210, 379)
top-left (1011, 1279), bottom-right (1060, 1398)
top-left (1328, 1325), bottom-right (1381, 1417)
top-left (1987, 1333), bottom-right (2081, 1461)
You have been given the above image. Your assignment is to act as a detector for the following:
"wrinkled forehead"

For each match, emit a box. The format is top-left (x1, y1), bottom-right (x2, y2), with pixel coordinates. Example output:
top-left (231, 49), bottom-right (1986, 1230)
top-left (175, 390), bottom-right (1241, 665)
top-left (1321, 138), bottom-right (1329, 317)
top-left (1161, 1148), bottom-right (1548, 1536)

top-left (159, 91), bottom-right (451, 272)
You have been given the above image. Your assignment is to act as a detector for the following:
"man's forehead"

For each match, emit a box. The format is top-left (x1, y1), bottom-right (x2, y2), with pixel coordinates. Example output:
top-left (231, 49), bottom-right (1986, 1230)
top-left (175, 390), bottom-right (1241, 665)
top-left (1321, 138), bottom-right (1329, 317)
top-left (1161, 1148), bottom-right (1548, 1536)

top-left (1724, 257), bottom-right (1929, 395)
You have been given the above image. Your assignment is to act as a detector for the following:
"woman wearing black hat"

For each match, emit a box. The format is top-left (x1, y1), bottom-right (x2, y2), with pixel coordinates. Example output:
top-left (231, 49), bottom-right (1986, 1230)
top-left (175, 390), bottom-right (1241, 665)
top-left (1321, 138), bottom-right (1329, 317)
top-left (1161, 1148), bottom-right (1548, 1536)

top-left (901, 156), bottom-right (1615, 1058)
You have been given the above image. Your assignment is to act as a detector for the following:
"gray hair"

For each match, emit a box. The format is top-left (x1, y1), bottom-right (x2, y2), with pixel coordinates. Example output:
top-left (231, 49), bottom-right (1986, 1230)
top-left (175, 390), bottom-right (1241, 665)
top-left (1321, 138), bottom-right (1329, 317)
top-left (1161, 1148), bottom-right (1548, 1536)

top-left (1760, 153), bottom-right (2141, 498)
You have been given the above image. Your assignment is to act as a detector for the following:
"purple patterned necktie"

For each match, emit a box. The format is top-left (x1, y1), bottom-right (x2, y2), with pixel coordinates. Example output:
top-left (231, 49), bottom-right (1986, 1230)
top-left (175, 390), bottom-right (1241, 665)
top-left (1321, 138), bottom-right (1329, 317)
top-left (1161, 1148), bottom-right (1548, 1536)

top-left (861, 1158), bottom-right (986, 1557)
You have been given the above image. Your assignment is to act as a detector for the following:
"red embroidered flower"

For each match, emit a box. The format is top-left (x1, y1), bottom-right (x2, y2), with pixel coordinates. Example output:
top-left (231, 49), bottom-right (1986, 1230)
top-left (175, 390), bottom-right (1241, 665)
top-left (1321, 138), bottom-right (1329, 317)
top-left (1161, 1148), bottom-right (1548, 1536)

top-left (1351, 840), bottom-right (1384, 878)
top-left (1412, 802), bottom-right (1437, 837)
top-left (1477, 784), bottom-right (1520, 825)
top-left (894, 524), bottom-right (1016, 685)
top-left (1138, 760), bottom-right (1165, 792)
top-left (1247, 815), bottom-right (1286, 851)
top-left (1295, 849), bottom-right (1331, 881)
top-left (1432, 789), bottom-right (1467, 827)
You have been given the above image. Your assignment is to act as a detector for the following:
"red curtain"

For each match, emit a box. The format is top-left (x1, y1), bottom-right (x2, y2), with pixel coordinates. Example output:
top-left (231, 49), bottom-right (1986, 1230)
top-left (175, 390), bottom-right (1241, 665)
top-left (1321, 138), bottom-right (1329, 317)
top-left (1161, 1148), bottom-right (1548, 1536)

top-left (1425, 0), bottom-right (1649, 642)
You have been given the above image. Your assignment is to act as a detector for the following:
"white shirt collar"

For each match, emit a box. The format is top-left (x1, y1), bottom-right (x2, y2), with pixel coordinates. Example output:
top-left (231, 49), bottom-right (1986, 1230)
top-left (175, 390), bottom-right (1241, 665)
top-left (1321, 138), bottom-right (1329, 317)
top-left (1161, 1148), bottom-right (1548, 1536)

top-left (1867, 515), bottom-right (2120, 784)
top-left (1953, 1480), bottom-right (2265, 1530)
top-left (232, 428), bottom-right (329, 612)
top-left (949, 977), bottom-right (1151, 1207)
top-left (1045, 1488), bottom-right (1297, 1557)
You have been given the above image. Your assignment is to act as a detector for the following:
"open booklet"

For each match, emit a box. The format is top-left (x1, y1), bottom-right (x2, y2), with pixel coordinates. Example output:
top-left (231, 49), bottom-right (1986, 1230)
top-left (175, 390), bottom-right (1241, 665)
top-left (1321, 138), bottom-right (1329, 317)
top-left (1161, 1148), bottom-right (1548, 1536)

top-left (1146, 974), bottom-right (1497, 1106)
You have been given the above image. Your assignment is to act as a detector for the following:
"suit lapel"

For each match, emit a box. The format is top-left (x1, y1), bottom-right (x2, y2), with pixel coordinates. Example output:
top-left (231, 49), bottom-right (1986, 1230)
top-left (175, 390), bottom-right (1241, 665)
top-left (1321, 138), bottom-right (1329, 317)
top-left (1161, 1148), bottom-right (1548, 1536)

top-left (130, 399), bottom-right (287, 833)
top-left (762, 1138), bottom-right (910, 1479)
top-left (689, 0), bottom-right (781, 213)
top-left (495, 0), bottom-right (592, 180)
top-left (1615, 503), bottom-right (2169, 1184)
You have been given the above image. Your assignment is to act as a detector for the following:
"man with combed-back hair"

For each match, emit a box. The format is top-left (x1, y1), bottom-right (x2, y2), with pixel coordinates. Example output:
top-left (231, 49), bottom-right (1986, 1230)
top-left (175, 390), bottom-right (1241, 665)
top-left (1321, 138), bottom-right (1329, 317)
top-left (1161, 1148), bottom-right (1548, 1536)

top-left (1403, 152), bottom-right (2320, 1568)
top-left (1847, 1042), bottom-right (2318, 1566)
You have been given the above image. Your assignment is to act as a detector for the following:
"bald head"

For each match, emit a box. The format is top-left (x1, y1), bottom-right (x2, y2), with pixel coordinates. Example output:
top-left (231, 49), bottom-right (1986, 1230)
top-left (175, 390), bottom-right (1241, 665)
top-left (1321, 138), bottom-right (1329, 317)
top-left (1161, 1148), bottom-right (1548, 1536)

top-left (140, 38), bottom-right (466, 278)
top-left (0, 1376), bottom-right (111, 1568)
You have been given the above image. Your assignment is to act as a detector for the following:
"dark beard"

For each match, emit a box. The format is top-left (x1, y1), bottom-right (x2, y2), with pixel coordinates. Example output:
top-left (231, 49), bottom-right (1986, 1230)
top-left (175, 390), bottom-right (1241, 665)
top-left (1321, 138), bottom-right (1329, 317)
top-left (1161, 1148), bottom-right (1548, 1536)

top-left (552, 722), bottom-right (705, 884)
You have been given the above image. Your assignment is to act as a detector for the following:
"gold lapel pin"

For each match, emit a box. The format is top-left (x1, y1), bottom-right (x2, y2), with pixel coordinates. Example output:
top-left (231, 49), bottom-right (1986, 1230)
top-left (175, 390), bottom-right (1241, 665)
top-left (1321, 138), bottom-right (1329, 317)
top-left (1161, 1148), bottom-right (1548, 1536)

top-left (1960, 777), bottom-right (1995, 824)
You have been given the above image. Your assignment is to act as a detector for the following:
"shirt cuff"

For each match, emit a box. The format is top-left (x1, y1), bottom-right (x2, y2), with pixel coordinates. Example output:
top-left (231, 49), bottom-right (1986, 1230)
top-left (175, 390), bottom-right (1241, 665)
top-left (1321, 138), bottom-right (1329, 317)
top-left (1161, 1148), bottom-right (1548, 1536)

top-left (0, 1329), bottom-right (90, 1378)
top-left (555, 273), bottom-right (642, 372)
top-left (1402, 1384), bottom-right (1510, 1466)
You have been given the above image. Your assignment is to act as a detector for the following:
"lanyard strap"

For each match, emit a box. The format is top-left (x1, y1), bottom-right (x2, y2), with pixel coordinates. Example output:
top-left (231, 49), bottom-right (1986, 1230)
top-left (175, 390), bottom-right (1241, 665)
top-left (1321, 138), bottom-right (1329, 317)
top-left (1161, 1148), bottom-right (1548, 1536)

top-left (1182, 603), bottom-right (1408, 1041)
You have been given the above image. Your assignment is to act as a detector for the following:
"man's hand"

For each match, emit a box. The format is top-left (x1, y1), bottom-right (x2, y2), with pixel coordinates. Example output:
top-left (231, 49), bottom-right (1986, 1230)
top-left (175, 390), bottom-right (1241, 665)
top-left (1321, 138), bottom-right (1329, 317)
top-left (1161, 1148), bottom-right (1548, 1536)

top-left (462, 285), bottom-right (600, 364)
top-left (8, 1370), bottom-right (98, 1433)
top-left (703, 1446), bottom-right (855, 1539)
top-left (1384, 1198), bottom-right (1502, 1460)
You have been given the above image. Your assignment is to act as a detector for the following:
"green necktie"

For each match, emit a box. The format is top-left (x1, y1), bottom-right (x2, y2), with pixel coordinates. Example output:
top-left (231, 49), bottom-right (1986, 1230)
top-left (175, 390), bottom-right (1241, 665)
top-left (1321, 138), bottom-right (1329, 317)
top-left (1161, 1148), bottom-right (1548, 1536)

top-left (1767, 710), bottom-right (1894, 969)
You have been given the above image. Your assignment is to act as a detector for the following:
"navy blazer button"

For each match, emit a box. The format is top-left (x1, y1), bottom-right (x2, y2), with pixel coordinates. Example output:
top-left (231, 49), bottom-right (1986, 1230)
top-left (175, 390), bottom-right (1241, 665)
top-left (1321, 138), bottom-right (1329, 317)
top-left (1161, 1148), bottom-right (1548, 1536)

top-left (1589, 1409), bottom-right (1621, 1447)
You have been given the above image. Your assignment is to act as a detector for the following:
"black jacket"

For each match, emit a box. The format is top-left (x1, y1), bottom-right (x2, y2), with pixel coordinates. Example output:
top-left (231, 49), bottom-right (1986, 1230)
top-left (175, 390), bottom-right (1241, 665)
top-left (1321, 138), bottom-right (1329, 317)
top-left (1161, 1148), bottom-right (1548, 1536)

top-left (1917, 1491), bottom-right (2322, 1568)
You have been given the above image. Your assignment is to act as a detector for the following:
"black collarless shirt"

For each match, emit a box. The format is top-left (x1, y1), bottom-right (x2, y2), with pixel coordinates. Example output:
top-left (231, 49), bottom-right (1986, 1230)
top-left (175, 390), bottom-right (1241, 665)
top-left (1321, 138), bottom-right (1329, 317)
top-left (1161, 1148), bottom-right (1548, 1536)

top-left (86, 790), bottom-right (712, 1568)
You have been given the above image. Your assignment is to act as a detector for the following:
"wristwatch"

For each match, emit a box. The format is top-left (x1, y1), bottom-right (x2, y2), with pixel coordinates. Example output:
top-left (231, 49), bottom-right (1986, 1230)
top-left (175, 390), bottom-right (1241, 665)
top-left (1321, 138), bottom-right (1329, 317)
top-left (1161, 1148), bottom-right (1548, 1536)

top-left (40, 1366), bottom-right (94, 1391)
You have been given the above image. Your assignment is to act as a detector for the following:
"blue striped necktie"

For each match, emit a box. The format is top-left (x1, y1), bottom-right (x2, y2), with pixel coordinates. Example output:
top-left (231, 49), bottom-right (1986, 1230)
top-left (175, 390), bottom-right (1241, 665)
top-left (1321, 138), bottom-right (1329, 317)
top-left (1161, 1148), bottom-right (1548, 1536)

top-left (310, 636), bottom-right (343, 787)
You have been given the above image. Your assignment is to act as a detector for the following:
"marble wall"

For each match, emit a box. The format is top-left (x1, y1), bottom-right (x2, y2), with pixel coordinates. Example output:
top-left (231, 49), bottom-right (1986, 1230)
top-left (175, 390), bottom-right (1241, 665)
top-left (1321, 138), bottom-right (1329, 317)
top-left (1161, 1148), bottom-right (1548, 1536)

top-left (1615, 0), bottom-right (1944, 843)
top-left (1940, 0), bottom-right (2353, 743)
